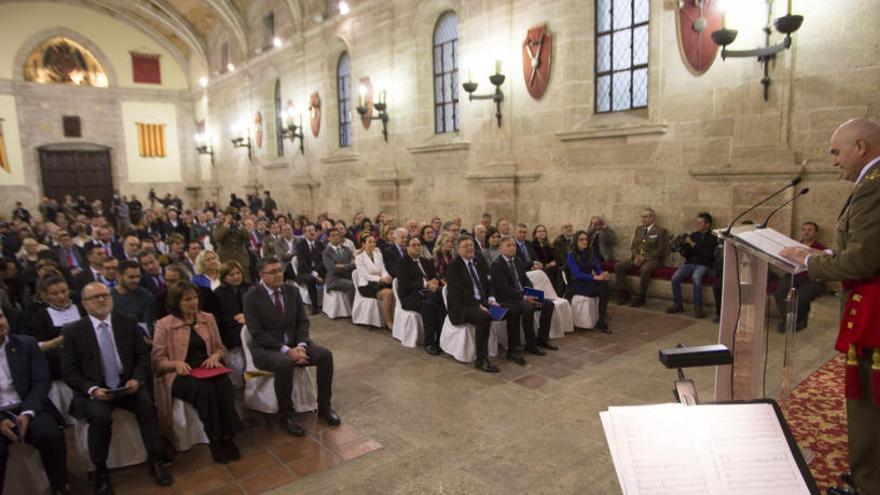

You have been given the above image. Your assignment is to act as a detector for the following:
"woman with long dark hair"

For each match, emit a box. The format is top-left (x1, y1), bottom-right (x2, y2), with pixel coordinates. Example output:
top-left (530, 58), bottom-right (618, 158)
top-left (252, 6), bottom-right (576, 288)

top-left (565, 230), bottom-right (611, 333)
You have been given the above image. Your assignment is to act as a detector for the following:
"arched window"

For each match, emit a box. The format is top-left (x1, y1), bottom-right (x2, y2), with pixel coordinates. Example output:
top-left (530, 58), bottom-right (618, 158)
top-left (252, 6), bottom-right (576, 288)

top-left (594, 0), bottom-right (649, 113)
top-left (433, 12), bottom-right (459, 133)
top-left (274, 79), bottom-right (284, 157)
top-left (337, 52), bottom-right (352, 147)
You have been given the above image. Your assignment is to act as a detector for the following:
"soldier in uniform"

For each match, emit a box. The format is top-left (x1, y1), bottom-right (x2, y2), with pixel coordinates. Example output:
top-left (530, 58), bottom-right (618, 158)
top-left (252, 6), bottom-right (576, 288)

top-left (612, 208), bottom-right (669, 307)
top-left (781, 118), bottom-right (880, 495)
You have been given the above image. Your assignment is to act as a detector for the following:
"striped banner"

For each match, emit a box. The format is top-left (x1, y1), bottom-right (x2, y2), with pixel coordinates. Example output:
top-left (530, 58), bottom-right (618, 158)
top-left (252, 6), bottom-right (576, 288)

top-left (0, 120), bottom-right (9, 173)
top-left (136, 122), bottom-right (167, 158)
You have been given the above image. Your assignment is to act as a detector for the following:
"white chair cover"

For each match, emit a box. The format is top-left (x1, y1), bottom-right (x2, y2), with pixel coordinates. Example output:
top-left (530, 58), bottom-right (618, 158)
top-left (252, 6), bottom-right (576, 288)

top-left (527, 270), bottom-right (574, 337)
top-left (225, 346), bottom-right (245, 389)
top-left (240, 327), bottom-right (317, 414)
top-left (391, 279), bottom-right (423, 348)
top-left (48, 380), bottom-right (75, 426)
top-left (438, 286), bottom-right (498, 362)
top-left (351, 269), bottom-right (385, 327)
top-left (286, 265), bottom-right (322, 307)
top-left (3, 443), bottom-right (50, 495)
top-left (561, 270), bottom-right (600, 329)
top-left (75, 410), bottom-right (148, 470)
top-left (322, 285), bottom-right (352, 319)
top-left (171, 399), bottom-right (209, 451)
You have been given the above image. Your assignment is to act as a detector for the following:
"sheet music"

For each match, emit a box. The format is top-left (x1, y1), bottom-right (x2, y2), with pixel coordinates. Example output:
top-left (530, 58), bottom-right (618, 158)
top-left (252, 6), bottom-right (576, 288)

top-left (734, 228), bottom-right (809, 273)
top-left (601, 403), bottom-right (811, 495)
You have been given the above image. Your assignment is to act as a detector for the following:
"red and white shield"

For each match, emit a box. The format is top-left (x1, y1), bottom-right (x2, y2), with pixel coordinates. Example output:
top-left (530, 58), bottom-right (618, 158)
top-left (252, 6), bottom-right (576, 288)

top-left (522, 25), bottom-right (552, 100)
top-left (675, 0), bottom-right (723, 75)
top-left (309, 92), bottom-right (321, 138)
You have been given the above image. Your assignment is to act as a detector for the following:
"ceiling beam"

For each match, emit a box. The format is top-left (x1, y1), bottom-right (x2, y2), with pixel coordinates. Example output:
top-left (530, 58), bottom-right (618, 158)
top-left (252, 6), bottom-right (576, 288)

top-left (204, 0), bottom-right (248, 57)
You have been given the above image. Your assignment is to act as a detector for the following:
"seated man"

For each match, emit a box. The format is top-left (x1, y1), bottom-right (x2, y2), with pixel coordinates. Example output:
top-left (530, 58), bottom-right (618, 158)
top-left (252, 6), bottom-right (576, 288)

top-left (61, 282), bottom-right (172, 493)
top-left (0, 308), bottom-right (69, 494)
top-left (491, 236), bottom-right (557, 364)
top-left (586, 216), bottom-right (617, 263)
top-left (445, 237), bottom-right (500, 373)
top-left (291, 225), bottom-right (325, 314)
top-left (322, 229), bottom-right (355, 303)
top-left (513, 224), bottom-right (543, 271)
top-left (612, 208), bottom-right (669, 307)
top-left (397, 237), bottom-right (446, 355)
top-left (75, 242), bottom-right (107, 291)
top-left (382, 228), bottom-right (408, 278)
top-left (773, 221), bottom-right (827, 331)
top-left (667, 213), bottom-right (717, 318)
top-left (97, 256), bottom-right (119, 290)
top-left (243, 258), bottom-right (340, 436)
top-left (112, 260), bottom-right (156, 341)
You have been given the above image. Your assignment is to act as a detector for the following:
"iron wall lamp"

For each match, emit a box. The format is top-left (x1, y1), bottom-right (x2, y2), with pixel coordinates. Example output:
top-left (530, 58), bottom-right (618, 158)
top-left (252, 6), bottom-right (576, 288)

top-left (194, 133), bottom-right (214, 165)
top-left (356, 86), bottom-right (389, 142)
top-left (229, 122), bottom-right (252, 161)
top-left (462, 60), bottom-right (505, 127)
top-left (711, 1), bottom-right (803, 101)
top-left (280, 106), bottom-right (305, 154)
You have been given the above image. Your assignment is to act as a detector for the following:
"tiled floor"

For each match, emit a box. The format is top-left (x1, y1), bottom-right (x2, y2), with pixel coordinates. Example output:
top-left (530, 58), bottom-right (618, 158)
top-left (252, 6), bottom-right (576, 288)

top-left (52, 296), bottom-right (841, 494)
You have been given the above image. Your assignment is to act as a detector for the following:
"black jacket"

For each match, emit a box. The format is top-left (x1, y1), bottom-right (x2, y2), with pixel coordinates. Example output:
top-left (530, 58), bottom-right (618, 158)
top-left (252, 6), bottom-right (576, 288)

top-left (294, 238), bottom-right (326, 283)
top-left (212, 284), bottom-right (249, 349)
top-left (396, 256), bottom-right (438, 311)
top-left (2, 333), bottom-right (61, 421)
top-left (681, 231), bottom-right (718, 267)
top-left (490, 256), bottom-right (534, 304)
top-left (243, 284), bottom-right (310, 352)
top-left (382, 244), bottom-right (406, 278)
top-left (445, 256), bottom-right (492, 325)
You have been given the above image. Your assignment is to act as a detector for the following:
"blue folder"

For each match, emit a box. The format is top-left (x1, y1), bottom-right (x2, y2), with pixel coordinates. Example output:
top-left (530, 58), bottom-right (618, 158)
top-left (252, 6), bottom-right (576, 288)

top-left (524, 287), bottom-right (545, 303)
top-left (489, 305), bottom-right (508, 321)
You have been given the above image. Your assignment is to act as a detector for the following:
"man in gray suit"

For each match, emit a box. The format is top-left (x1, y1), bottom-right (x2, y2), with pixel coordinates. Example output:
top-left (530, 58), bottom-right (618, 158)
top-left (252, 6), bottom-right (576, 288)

top-left (275, 224), bottom-right (298, 267)
top-left (243, 258), bottom-right (340, 436)
top-left (322, 228), bottom-right (355, 302)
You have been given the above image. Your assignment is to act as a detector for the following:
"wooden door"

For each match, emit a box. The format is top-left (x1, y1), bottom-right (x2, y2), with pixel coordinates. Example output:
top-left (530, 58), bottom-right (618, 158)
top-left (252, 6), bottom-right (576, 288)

top-left (39, 149), bottom-right (113, 209)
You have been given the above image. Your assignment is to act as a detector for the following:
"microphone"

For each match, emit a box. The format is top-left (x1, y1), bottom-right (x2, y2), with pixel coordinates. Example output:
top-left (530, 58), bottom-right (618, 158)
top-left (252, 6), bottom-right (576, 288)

top-left (758, 188), bottom-right (810, 228)
top-left (723, 176), bottom-right (802, 236)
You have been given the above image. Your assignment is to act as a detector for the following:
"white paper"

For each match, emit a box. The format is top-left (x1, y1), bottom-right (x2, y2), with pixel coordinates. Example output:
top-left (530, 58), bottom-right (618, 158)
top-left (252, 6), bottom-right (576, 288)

top-left (734, 228), bottom-right (809, 273)
top-left (601, 403), bottom-right (811, 495)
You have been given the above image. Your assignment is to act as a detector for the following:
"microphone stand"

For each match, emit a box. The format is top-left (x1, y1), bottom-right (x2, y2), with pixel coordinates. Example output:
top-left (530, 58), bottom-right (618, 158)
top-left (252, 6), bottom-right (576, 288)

top-left (723, 177), bottom-right (802, 236)
top-left (757, 188), bottom-right (810, 229)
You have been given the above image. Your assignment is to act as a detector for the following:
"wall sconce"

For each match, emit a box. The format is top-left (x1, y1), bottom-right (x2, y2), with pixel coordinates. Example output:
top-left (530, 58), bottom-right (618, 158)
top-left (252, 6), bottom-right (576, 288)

top-left (229, 121), bottom-right (252, 161)
top-left (194, 133), bottom-right (214, 165)
top-left (462, 60), bottom-right (505, 127)
top-left (280, 104), bottom-right (305, 154)
top-left (355, 85), bottom-right (389, 142)
top-left (711, 0), bottom-right (803, 101)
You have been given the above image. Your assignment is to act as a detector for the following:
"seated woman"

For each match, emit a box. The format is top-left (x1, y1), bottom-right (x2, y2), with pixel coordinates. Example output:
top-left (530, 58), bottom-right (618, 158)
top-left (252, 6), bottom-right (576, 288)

top-left (211, 261), bottom-right (250, 351)
top-left (483, 227), bottom-right (502, 265)
top-left (418, 225), bottom-right (436, 259)
top-left (354, 233), bottom-right (395, 327)
top-left (25, 274), bottom-right (84, 379)
top-left (565, 230), bottom-right (611, 333)
top-left (192, 249), bottom-right (221, 290)
top-left (531, 224), bottom-right (560, 292)
top-left (152, 281), bottom-right (241, 463)
top-left (432, 231), bottom-right (455, 282)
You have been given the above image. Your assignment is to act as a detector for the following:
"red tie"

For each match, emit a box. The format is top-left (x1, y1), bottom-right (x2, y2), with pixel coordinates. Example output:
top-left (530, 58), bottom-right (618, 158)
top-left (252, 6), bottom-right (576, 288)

top-left (66, 249), bottom-right (75, 267)
top-left (273, 290), bottom-right (284, 315)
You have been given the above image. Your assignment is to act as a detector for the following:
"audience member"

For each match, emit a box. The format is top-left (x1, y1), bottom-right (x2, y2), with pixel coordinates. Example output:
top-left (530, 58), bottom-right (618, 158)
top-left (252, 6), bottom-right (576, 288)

top-left (292, 225), bottom-right (325, 314)
top-left (513, 223), bottom-right (541, 271)
top-left (97, 256), bottom-right (119, 289)
top-left (243, 258), bottom-right (340, 436)
top-left (120, 235), bottom-right (141, 262)
top-left (586, 216), bottom-right (617, 263)
top-left (193, 250), bottom-right (221, 290)
top-left (213, 212), bottom-right (251, 282)
top-left (112, 260), bottom-right (156, 341)
top-left (323, 229), bottom-right (356, 303)
top-left (25, 275), bottom-right (84, 379)
top-left (418, 225), bottom-right (436, 259)
top-left (773, 221), bottom-right (827, 331)
top-left (483, 227), bottom-right (502, 265)
top-left (382, 228), bottom-right (408, 278)
top-left (55, 231), bottom-right (85, 277)
top-left (182, 240), bottom-right (202, 277)
top-left (276, 224), bottom-right (298, 267)
top-left (612, 208), bottom-right (669, 307)
top-left (75, 242), bottom-right (106, 290)
top-left (566, 231), bottom-right (611, 332)
top-left (496, 218), bottom-right (511, 237)
top-left (530, 224), bottom-right (560, 291)
top-left (212, 261), bottom-right (250, 350)
top-left (138, 251), bottom-right (167, 299)
top-left (152, 281), bottom-right (240, 464)
top-left (667, 213), bottom-right (717, 318)
top-left (354, 233), bottom-right (395, 327)
top-left (472, 224), bottom-right (488, 254)
top-left (397, 237), bottom-right (445, 355)
top-left (61, 282), bottom-right (173, 492)
top-left (432, 231), bottom-right (455, 281)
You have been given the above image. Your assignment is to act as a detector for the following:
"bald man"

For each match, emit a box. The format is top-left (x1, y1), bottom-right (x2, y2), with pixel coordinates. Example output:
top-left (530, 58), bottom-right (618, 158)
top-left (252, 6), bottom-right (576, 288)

top-left (781, 118), bottom-right (880, 495)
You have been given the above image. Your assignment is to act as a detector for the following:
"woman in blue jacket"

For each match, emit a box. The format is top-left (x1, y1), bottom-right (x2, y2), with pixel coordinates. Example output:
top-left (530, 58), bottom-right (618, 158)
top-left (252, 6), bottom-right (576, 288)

top-left (565, 230), bottom-right (611, 333)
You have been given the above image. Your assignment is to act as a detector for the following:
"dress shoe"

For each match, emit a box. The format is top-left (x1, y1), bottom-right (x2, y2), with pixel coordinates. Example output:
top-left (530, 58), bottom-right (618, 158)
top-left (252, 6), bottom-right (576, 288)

top-left (223, 438), bottom-right (241, 461)
top-left (209, 441), bottom-right (229, 464)
top-left (93, 471), bottom-right (113, 495)
top-left (280, 415), bottom-right (305, 436)
top-left (148, 460), bottom-right (174, 487)
top-left (310, 307), bottom-right (321, 315)
top-left (615, 294), bottom-right (630, 305)
top-left (827, 487), bottom-right (858, 495)
top-left (595, 319), bottom-right (611, 334)
top-left (842, 472), bottom-right (857, 490)
top-left (694, 306), bottom-right (705, 319)
top-left (475, 358), bottom-right (500, 373)
top-left (318, 407), bottom-right (342, 426)
top-left (506, 350), bottom-right (527, 365)
top-left (425, 344), bottom-right (441, 355)
top-left (666, 304), bottom-right (684, 314)
top-left (538, 341), bottom-right (559, 351)
top-left (629, 298), bottom-right (644, 307)
top-left (712, 314), bottom-right (720, 324)
top-left (525, 345), bottom-right (546, 356)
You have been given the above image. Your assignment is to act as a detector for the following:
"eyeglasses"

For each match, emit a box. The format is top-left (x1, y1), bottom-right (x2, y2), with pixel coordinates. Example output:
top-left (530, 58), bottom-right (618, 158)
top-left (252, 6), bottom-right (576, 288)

top-left (83, 293), bottom-right (112, 301)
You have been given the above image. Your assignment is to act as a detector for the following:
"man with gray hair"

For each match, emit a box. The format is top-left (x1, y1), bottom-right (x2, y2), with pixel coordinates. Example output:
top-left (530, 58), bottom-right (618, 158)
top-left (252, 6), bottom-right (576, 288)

top-left (382, 227), bottom-right (409, 278)
top-left (612, 208), bottom-right (668, 307)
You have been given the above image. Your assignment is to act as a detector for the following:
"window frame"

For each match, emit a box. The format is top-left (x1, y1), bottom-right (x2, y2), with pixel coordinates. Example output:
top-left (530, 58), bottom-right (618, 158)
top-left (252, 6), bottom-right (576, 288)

top-left (264, 12), bottom-right (276, 50)
top-left (336, 52), bottom-right (353, 148)
top-left (432, 11), bottom-right (460, 134)
top-left (594, 0), bottom-right (649, 114)
top-left (274, 79), bottom-right (284, 157)
top-left (220, 42), bottom-right (229, 74)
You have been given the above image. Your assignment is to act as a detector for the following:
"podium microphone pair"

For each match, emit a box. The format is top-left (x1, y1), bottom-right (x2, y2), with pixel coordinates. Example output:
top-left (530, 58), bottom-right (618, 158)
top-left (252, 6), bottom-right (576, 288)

top-left (723, 177), bottom-right (809, 235)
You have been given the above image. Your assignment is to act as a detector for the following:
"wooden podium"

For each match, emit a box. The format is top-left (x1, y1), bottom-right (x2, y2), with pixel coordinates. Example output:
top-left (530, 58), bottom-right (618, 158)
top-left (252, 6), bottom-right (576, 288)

top-left (714, 226), bottom-right (808, 402)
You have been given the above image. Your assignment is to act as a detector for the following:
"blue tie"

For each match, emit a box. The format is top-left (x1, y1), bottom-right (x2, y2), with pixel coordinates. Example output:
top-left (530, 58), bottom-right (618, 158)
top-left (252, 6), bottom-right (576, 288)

top-left (467, 261), bottom-right (488, 305)
top-left (96, 322), bottom-right (121, 388)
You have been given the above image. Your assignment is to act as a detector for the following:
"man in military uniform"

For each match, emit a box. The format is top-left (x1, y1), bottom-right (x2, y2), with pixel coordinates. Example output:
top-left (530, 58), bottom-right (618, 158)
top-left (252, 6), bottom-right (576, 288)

top-left (781, 118), bottom-right (880, 495)
top-left (612, 208), bottom-right (669, 307)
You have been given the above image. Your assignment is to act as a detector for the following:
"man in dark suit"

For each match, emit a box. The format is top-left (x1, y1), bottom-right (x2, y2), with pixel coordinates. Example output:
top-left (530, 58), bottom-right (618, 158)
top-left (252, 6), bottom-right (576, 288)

top-left (514, 223), bottom-right (542, 271)
top-left (0, 308), bottom-right (69, 494)
top-left (291, 225), bottom-right (325, 314)
top-left (138, 251), bottom-right (166, 300)
top-left (94, 227), bottom-right (123, 260)
top-left (244, 258), bottom-right (340, 436)
top-left (445, 237), bottom-right (500, 373)
top-left (382, 228), bottom-right (408, 278)
top-left (397, 237), bottom-right (446, 355)
top-left (491, 236), bottom-right (557, 362)
top-left (75, 242), bottom-right (107, 291)
top-left (61, 282), bottom-right (172, 493)
top-left (55, 231), bottom-right (86, 276)
top-left (119, 235), bottom-right (141, 262)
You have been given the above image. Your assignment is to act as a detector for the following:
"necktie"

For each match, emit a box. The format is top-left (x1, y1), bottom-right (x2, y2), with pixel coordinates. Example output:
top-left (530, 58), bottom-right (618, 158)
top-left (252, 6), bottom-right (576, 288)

top-left (508, 259), bottom-right (523, 292)
top-left (96, 322), bottom-right (121, 388)
top-left (156, 276), bottom-right (165, 291)
top-left (66, 248), bottom-right (75, 267)
top-left (273, 290), bottom-right (284, 315)
top-left (519, 241), bottom-right (531, 264)
top-left (337, 246), bottom-right (344, 257)
top-left (467, 261), bottom-right (488, 305)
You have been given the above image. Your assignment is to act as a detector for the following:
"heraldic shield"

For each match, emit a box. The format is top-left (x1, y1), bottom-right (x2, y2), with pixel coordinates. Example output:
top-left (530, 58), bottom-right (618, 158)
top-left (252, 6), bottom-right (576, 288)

top-left (522, 25), bottom-right (551, 99)
top-left (675, 0), bottom-right (723, 75)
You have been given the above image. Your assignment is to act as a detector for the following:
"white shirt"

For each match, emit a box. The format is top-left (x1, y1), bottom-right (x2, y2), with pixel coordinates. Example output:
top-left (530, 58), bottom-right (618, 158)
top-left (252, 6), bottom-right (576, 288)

top-left (0, 339), bottom-right (25, 413)
top-left (260, 282), bottom-right (307, 354)
top-left (355, 250), bottom-right (390, 286)
top-left (47, 304), bottom-right (81, 327)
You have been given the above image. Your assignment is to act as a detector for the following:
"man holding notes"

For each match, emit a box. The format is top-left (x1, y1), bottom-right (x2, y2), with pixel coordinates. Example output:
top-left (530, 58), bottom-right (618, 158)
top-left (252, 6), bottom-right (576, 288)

top-left (781, 118), bottom-right (880, 495)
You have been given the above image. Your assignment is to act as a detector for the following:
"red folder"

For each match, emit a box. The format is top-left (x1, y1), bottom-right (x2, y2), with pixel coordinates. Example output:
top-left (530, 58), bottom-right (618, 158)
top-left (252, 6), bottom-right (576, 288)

top-left (189, 366), bottom-right (231, 379)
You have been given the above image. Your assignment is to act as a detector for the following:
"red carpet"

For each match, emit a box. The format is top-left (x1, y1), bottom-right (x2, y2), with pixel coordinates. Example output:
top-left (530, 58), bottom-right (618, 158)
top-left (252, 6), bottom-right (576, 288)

top-left (782, 354), bottom-right (849, 491)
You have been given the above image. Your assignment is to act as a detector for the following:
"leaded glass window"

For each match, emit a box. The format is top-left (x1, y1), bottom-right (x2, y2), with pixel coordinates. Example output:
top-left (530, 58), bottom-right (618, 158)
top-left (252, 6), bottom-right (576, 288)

top-left (337, 52), bottom-right (352, 147)
top-left (433, 12), bottom-right (459, 133)
top-left (595, 0), bottom-right (649, 113)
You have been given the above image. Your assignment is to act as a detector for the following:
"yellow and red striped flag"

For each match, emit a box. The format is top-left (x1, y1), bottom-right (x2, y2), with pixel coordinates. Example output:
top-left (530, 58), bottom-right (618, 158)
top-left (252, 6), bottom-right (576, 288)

top-left (136, 122), bottom-right (166, 158)
top-left (0, 119), bottom-right (10, 173)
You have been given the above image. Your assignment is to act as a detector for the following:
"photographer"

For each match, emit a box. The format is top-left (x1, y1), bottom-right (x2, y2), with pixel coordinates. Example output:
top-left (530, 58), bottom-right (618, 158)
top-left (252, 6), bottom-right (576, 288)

top-left (212, 209), bottom-right (251, 282)
top-left (666, 212), bottom-right (717, 318)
